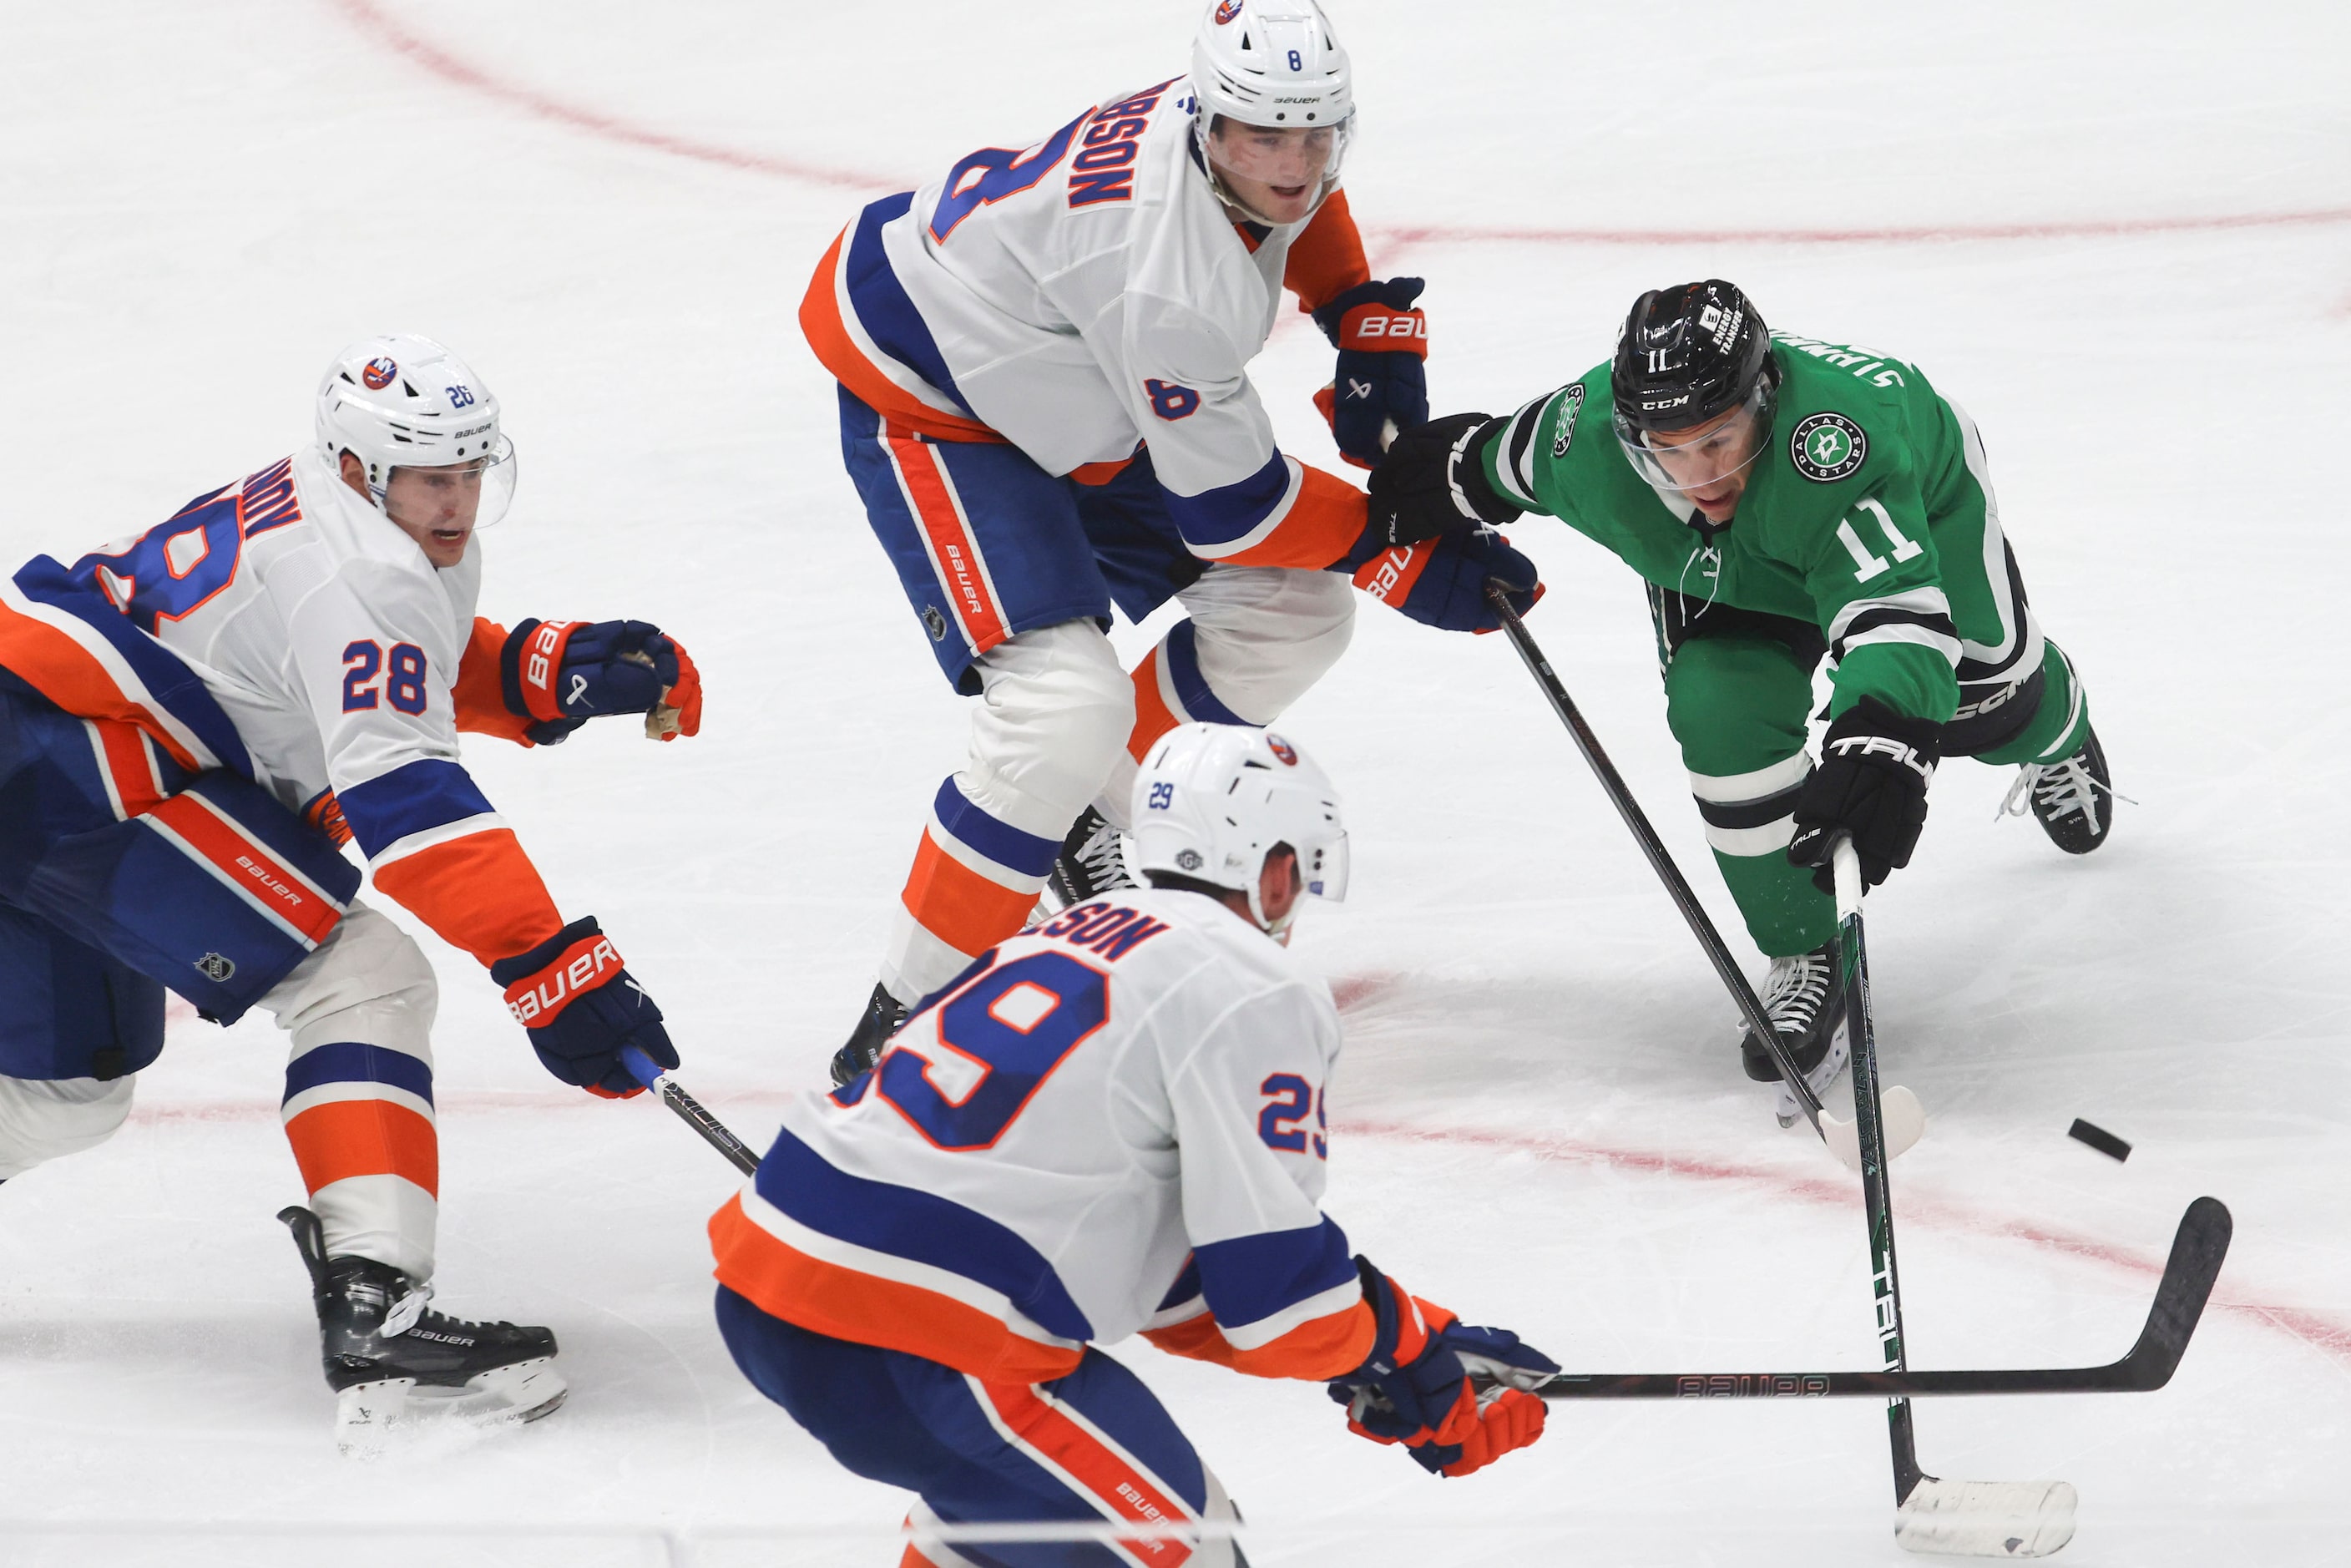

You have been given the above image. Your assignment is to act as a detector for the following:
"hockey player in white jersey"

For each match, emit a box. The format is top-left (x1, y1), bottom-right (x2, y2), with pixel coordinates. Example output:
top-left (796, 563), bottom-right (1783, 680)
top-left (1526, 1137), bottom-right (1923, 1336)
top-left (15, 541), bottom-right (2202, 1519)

top-left (808, 0), bottom-right (1544, 1083)
top-left (712, 724), bottom-right (1554, 1563)
top-left (0, 333), bottom-right (701, 1442)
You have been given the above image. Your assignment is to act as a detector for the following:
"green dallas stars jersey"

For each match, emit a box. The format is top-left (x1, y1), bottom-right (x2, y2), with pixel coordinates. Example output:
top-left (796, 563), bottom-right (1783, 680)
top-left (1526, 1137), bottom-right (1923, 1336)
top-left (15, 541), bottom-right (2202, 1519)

top-left (1480, 333), bottom-right (2003, 725)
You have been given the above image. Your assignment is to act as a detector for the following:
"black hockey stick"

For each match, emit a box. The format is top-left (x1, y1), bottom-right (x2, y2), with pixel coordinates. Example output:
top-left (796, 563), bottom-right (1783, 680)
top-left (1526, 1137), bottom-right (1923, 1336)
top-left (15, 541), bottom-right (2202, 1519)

top-left (1517, 1191), bottom-right (2229, 1400)
top-left (622, 1046), bottom-right (761, 1176)
top-left (1480, 584), bottom-right (1918, 1166)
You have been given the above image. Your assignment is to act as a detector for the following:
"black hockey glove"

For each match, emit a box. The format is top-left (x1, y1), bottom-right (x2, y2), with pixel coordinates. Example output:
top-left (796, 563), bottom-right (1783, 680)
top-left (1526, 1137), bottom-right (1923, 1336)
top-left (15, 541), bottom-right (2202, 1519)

top-left (1787, 697), bottom-right (1941, 893)
top-left (1365, 413), bottom-right (1523, 548)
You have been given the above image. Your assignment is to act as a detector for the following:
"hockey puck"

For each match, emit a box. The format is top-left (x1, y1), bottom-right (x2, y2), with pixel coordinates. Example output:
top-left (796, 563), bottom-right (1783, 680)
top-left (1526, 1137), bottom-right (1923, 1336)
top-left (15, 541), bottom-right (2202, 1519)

top-left (2067, 1119), bottom-right (2131, 1162)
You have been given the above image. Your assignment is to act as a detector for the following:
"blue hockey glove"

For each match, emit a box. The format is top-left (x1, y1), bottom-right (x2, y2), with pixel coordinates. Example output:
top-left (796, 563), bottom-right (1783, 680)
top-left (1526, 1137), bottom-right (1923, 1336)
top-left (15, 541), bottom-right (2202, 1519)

top-left (489, 916), bottom-right (680, 1098)
top-left (498, 618), bottom-right (702, 745)
top-left (1342, 525), bottom-right (1541, 635)
top-left (1326, 1259), bottom-right (1556, 1478)
top-left (1312, 278), bottom-right (1431, 468)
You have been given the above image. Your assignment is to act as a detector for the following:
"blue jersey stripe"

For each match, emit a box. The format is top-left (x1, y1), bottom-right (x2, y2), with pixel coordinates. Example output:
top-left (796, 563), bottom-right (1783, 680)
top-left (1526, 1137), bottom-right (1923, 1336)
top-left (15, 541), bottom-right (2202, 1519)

top-left (283, 1040), bottom-right (434, 1106)
top-left (756, 1124), bottom-right (1094, 1344)
top-left (847, 193), bottom-right (973, 416)
top-left (339, 758), bottom-right (498, 860)
top-left (933, 777), bottom-right (1062, 878)
top-left (14, 556), bottom-right (254, 778)
top-left (1158, 451), bottom-right (1290, 550)
top-left (1191, 1217), bottom-right (1358, 1334)
top-left (1163, 620), bottom-right (1249, 726)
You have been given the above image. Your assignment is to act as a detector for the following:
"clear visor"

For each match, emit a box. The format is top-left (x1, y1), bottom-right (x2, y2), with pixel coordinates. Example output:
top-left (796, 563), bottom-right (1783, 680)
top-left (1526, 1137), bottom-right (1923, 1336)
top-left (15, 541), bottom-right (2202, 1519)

top-left (1615, 385), bottom-right (1771, 497)
top-left (380, 435), bottom-right (518, 533)
top-left (1202, 115), bottom-right (1352, 221)
top-left (1299, 830), bottom-right (1349, 902)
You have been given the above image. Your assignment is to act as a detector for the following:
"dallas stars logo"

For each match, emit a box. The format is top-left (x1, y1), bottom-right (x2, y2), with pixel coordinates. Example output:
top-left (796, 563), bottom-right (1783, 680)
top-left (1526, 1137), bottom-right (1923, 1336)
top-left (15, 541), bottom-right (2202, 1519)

top-left (1789, 412), bottom-right (1868, 482)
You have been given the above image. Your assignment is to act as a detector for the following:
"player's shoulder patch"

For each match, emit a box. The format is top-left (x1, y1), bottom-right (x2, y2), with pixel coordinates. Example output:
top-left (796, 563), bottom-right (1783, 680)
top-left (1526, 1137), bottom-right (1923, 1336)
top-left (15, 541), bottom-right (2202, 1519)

top-left (1549, 382), bottom-right (1587, 458)
top-left (1787, 410), bottom-right (1868, 483)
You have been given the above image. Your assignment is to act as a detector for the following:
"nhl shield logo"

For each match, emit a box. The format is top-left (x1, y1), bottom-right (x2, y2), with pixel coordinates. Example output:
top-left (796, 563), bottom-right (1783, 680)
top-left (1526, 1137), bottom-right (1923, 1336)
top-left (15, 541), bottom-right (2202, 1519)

top-left (1788, 412), bottom-right (1867, 483)
top-left (922, 605), bottom-right (948, 642)
top-left (194, 952), bottom-right (237, 983)
top-left (361, 357), bottom-right (398, 391)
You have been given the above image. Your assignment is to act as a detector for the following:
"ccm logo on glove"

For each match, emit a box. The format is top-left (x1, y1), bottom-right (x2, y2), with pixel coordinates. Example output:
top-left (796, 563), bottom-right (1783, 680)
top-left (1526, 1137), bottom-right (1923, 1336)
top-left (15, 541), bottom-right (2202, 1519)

top-left (502, 931), bottom-right (624, 1025)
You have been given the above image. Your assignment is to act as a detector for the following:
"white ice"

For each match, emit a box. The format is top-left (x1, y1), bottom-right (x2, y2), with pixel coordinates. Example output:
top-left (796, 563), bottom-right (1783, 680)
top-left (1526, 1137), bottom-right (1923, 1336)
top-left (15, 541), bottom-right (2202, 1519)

top-left (2, 2), bottom-right (2347, 1563)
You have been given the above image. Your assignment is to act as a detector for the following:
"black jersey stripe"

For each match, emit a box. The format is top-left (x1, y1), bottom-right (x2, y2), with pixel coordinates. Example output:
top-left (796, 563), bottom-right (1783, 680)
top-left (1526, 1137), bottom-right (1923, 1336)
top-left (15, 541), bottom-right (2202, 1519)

top-left (1694, 775), bottom-right (1812, 832)
top-left (1832, 607), bottom-right (1960, 662)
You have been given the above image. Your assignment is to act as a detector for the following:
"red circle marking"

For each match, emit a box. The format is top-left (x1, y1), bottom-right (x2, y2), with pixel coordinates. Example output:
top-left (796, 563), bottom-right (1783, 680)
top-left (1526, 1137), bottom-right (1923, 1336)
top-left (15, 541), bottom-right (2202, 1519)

top-left (331, 0), bottom-right (2351, 248)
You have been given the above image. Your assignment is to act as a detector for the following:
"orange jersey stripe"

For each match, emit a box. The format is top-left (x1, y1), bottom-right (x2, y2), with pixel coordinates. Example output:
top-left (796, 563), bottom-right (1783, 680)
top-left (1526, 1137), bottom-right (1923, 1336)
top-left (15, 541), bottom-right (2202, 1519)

top-left (0, 598), bottom-right (208, 771)
top-left (1216, 463), bottom-right (1368, 571)
top-left (1223, 1298), bottom-right (1375, 1381)
top-left (452, 616), bottom-right (534, 744)
top-left (900, 828), bottom-right (1045, 958)
top-left (1282, 190), bottom-right (1373, 315)
top-left (709, 1193), bottom-right (1085, 1385)
top-left (143, 792), bottom-right (343, 945)
top-left (1124, 649), bottom-right (1182, 763)
top-left (283, 1098), bottom-right (440, 1196)
top-left (1139, 1312), bottom-right (1238, 1368)
top-left (371, 827), bottom-right (565, 968)
top-left (976, 1381), bottom-right (1197, 1565)
top-left (800, 229), bottom-right (1004, 446)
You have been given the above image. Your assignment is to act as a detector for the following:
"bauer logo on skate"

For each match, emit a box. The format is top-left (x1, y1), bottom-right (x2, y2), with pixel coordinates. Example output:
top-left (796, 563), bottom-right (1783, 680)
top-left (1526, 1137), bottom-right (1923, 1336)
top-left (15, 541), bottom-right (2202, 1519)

top-left (503, 934), bottom-right (624, 1024)
top-left (361, 357), bottom-right (397, 390)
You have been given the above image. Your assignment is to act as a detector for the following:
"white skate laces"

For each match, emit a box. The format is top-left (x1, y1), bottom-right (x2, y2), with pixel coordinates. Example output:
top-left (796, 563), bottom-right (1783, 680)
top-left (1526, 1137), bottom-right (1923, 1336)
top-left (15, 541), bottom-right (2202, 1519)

top-left (382, 1283), bottom-right (432, 1338)
top-left (1998, 751), bottom-right (2130, 827)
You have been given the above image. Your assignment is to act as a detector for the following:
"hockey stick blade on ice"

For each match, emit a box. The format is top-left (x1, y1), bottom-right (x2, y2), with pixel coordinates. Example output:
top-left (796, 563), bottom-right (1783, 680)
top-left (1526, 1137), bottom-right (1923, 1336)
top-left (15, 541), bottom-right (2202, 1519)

top-left (1482, 583), bottom-right (1922, 1168)
top-left (621, 1046), bottom-right (761, 1176)
top-left (1520, 1194), bottom-right (2230, 1400)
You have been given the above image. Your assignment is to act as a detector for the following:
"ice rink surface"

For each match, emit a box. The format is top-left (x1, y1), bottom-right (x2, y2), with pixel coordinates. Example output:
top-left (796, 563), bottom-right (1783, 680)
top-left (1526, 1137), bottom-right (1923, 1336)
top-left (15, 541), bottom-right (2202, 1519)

top-left (3, 1), bottom-right (2348, 1561)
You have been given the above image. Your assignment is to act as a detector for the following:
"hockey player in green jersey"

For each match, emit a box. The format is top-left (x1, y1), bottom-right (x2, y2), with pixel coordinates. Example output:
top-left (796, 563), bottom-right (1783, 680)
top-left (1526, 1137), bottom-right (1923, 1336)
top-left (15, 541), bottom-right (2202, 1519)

top-left (1370, 280), bottom-right (2113, 1118)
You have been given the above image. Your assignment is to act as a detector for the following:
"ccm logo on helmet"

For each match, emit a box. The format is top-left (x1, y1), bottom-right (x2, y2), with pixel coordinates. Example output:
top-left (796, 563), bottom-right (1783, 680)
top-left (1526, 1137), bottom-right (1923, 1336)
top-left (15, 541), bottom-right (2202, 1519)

top-left (505, 936), bottom-right (624, 1025)
top-left (361, 357), bottom-right (397, 391)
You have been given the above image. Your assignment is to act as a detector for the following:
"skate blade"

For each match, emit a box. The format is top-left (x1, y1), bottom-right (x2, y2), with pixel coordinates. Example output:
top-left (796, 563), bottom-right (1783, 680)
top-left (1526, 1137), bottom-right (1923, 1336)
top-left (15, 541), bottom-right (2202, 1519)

top-left (334, 1358), bottom-right (566, 1457)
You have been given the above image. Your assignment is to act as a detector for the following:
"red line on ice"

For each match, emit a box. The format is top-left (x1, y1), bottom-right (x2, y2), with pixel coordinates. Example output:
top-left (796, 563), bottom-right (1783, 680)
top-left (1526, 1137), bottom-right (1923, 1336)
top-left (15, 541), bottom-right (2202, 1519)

top-left (331, 1), bottom-right (2351, 248)
top-left (1342, 1116), bottom-right (2351, 1372)
top-left (330, 0), bottom-right (896, 192)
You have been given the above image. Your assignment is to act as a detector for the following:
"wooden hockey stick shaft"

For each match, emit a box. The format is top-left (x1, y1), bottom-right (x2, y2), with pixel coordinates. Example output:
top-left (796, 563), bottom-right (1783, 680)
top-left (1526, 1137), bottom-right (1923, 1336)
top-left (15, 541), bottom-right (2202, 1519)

top-left (1483, 584), bottom-right (1828, 1131)
top-left (621, 1046), bottom-right (761, 1176)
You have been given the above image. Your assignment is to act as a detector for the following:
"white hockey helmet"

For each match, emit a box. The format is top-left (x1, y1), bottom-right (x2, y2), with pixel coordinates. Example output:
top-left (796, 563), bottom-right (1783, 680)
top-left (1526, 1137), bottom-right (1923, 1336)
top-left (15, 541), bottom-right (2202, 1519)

top-left (1130, 722), bottom-right (1349, 931)
top-left (316, 333), bottom-right (517, 527)
top-left (1190, 0), bottom-right (1355, 219)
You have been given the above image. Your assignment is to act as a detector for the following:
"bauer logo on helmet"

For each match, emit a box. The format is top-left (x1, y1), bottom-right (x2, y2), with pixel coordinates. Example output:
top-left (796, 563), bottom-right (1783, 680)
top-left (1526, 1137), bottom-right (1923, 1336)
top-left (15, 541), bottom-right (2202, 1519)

top-left (361, 357), bottom-right (397, 392)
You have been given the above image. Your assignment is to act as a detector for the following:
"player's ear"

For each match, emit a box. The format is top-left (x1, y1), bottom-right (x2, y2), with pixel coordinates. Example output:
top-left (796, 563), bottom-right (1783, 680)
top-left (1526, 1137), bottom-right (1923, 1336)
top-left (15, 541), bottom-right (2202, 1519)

top-left (336, 449), bottom-right (369, 496)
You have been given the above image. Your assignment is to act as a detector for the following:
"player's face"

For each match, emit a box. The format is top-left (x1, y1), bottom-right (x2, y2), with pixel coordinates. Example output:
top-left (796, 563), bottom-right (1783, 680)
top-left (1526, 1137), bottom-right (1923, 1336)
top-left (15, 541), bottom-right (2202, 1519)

top-left (1640, 404), bottom-right (1761, 521)
top-left (1207, 120), bottom-right (1336, 225)
top-left (383, 462), bottom-right (488, 568)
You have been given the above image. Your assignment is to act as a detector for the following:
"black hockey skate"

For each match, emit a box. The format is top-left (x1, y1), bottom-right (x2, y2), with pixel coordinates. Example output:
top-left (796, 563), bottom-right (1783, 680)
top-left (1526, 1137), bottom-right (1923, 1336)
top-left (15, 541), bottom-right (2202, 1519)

top-left (1737, 938), bottom-right (1851, 1127)
top-left (2001, 726), bottom-right (2116, 855)
top-left (280, 1206), bottom-right (564, 1454)
top-left (1044, 807), bottom-right (1137, 912)
top-left (830, 981), bottom-right (908, 1087)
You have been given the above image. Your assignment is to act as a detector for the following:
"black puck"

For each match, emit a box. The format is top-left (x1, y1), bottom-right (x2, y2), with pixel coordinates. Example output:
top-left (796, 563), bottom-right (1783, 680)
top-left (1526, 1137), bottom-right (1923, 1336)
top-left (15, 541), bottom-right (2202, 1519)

top-left (2068, 1119), bottom-right (2131, 1162)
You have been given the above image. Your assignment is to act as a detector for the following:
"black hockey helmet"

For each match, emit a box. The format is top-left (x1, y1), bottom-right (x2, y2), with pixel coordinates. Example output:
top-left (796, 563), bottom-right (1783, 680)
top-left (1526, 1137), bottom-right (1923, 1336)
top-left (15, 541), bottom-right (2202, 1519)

top-left (1610, 280), bottom-right (1780, 438)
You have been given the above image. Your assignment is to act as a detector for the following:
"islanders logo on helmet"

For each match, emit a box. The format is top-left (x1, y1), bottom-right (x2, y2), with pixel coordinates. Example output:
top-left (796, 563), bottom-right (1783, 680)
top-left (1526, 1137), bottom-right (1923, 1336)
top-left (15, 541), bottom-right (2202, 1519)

top-left (1266, 733), bottom-right (1298, 766)
top-left (1214, 0), bottom-right (1243, 23)
top-left (361, 357), bottom-right (398, 392)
